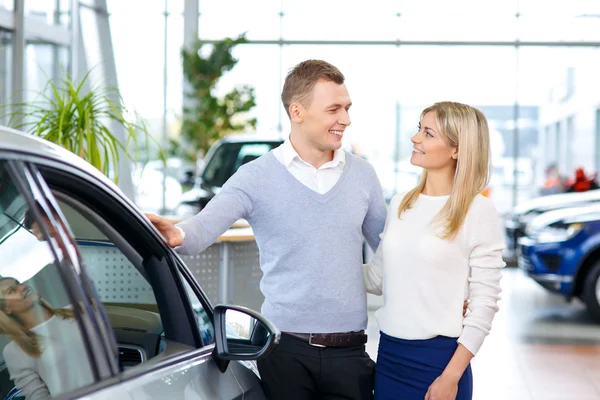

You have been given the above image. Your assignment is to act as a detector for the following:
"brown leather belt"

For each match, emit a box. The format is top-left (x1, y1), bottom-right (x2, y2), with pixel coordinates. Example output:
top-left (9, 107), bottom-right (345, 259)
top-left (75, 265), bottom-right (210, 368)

top-left (284, 331), bottom-right (368, 348)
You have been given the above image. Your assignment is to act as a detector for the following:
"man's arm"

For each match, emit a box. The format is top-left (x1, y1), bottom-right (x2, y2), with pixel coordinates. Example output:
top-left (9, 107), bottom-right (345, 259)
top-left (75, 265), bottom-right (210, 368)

top-left (148, 164), bottom-right (257, 254)
top-left (176, 163), bottom-right (257, 254)
top-left (362, 169), bottom-right (387, 251)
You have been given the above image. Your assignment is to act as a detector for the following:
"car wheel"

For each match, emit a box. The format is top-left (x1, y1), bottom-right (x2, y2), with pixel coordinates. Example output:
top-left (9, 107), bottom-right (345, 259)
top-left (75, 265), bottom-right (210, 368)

top-left (582, 261), bottom-right (600, 322)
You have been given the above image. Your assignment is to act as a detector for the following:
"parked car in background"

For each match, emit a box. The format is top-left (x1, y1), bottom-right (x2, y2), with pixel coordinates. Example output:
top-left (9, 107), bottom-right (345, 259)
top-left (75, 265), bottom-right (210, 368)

top-left (518, 203), bottom-right (600, 322)
top-left (504, 189), bottom-right (600, 258)
top-left (178, 134), bottom-right (283, 216)
top-left (132, 167), bottom-right (183, 214)
top-left (0, 126), bottom-right (280, 399)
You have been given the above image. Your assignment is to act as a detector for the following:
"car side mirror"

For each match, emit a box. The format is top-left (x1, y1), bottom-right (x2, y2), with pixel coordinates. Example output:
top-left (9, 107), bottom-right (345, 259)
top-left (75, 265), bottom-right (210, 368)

top-left (213, 304), bottom-right (280, 361)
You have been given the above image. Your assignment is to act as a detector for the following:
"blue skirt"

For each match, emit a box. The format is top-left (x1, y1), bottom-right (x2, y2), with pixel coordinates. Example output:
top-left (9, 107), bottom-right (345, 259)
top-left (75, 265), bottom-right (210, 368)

top-left (375, 332), bottom-right (473, 400)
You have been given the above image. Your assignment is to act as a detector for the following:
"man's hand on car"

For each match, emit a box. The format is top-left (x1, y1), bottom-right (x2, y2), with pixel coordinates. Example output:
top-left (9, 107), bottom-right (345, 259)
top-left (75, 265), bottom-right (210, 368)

top-left (145, 213), bottom-right (184, 248)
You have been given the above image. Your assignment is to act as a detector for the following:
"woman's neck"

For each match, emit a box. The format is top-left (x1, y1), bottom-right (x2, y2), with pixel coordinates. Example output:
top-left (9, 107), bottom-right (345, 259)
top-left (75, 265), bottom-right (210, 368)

top-left (19, 305), bottom-right (53, 330)
top-left (422, 168), bottom-right (455, 196)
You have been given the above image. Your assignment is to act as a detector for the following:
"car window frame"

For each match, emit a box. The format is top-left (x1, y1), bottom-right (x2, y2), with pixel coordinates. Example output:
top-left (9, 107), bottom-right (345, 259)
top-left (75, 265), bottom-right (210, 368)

top-left (1, 159), bottom-right (117, 385)
top-left (33, 160), bottom-right (226, 364)
top-left (38, 166), bottom-right (200, 344)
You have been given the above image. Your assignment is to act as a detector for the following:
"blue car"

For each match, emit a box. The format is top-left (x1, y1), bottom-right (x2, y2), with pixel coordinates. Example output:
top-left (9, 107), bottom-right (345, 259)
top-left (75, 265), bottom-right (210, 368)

top-left (518, 204), bottom-right (600, 321)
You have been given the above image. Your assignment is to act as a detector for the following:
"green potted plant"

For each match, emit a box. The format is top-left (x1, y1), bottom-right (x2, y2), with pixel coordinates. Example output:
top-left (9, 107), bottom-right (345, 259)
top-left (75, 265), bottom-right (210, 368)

top-left (1, 71), bottom-right (163, 183)
top-left (179, 34), bottom-right (257, 159)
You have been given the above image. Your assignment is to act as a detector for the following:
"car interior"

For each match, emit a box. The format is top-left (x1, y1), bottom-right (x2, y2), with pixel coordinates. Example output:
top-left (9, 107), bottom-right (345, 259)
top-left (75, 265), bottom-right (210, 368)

top-left (52, 193), bottom-right (183, 367)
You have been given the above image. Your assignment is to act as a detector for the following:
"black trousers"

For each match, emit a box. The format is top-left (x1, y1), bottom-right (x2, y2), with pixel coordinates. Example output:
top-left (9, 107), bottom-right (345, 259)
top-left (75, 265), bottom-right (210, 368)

top-left (257, 333), bottom-right (375, 400)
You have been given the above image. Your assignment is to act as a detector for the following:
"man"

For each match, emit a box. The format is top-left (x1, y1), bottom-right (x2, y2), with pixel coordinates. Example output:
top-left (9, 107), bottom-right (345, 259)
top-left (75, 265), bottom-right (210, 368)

top-left (147, 59), bottom-right (387, 399)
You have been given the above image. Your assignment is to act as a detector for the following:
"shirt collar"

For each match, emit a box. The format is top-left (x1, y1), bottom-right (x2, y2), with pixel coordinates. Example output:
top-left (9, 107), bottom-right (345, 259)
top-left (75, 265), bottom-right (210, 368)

top-left (282, 137), bottom-right (346, 169)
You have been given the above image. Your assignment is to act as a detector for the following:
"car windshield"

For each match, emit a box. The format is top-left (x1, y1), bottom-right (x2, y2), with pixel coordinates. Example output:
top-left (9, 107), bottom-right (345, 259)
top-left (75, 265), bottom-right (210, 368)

top-left (201, 142), bottom-right (278, 188)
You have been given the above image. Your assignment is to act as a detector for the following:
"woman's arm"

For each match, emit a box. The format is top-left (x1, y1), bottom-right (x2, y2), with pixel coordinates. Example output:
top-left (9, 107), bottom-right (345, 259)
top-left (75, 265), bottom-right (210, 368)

top-left (426, 198), bottom-right (505, 399)
top-left (4, 346), bottom-right (51, 400)
top-left (457, 199), bottom-right (505, 356)
top-left (425, 344), bottom-right (472, 400)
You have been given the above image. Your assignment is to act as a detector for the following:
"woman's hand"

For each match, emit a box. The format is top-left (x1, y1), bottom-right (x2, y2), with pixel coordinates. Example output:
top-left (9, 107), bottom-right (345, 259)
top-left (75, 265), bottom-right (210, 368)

top-left (424, 373), bottom-right (459, 400)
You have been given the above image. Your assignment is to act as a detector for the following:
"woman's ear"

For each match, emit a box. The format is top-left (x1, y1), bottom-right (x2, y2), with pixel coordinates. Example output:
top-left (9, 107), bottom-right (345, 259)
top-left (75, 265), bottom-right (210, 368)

top-left (452, 147), bottom-right (458, 160)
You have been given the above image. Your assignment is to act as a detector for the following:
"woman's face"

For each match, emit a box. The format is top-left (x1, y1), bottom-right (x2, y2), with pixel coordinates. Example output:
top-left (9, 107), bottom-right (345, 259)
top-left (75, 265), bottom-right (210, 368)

top-left (0, 279), bottom-right (39, 315)
top-left (410, 111), bottom-right (458, 171)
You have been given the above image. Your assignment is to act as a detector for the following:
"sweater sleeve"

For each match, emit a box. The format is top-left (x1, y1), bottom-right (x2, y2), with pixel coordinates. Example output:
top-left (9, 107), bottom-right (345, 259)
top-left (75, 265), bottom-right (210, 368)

top-left (363, 194), bottom-right (401, 295)
top-left (457, 197), bottom-right (506, 356)
top-left (361, 165), bottom-right (387, 252)
top-left (3, 345), bottom-right (51, 400)
top-left (175, 163), bottom-right (257, 255)
top-left (363, 243), bottom-right (384, 295)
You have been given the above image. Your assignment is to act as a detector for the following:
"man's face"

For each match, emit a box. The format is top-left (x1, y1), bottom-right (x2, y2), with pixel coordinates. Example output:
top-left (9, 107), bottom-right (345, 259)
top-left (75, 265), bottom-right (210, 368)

top-left (296, 80), bottom-right (352, 152)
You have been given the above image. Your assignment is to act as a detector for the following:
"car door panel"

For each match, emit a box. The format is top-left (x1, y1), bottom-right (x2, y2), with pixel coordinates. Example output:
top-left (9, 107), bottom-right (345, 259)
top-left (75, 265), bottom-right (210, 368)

top-left (82, 350), bottom-right (244, 400)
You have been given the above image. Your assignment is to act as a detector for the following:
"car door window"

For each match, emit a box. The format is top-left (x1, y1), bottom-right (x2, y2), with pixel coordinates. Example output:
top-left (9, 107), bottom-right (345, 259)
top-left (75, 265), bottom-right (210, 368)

top-left (47, 189), bottom-right (218, 376)
top-left (0, 162), bottom-right (95, 399)
top-left (48, 197), bottom-right (165, 370)
top-left (178, 274), bottom-right (214, 347)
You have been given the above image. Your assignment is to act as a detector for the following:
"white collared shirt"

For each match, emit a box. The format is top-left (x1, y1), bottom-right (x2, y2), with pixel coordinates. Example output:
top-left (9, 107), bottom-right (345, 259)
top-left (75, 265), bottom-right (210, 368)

top-left (272, 138), bottom-right (345, 194)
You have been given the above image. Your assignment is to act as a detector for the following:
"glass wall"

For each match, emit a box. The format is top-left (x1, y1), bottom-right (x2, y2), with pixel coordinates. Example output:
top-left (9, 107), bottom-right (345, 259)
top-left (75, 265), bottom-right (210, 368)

top-left (0, 30), bottom-right (11, 124)
top-left (182, 0), bottom-right (600, 213)
top-left (25, 0), bottom-right (71, 27)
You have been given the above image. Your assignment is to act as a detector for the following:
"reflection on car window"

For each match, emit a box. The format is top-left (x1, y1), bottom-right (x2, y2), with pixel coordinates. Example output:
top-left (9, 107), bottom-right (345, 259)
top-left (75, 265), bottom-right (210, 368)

top-left (179, 275), bottom-right (214, 347)
top-left (0, 162), bottom-right (95, 400)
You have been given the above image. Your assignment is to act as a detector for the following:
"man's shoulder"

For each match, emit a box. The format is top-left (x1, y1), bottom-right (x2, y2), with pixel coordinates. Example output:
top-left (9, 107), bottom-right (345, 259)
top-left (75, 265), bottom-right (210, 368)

top-left (345, 152), bottom-right (376, 174)
top-left (234, 152), bottom-right (276, 177)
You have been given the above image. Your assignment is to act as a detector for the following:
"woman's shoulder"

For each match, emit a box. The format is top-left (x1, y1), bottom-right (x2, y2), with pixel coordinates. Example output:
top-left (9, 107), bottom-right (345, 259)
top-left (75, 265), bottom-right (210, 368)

top-left (469, 194), bottom-right (500, 216)
top-left (466, 194), bottom-right (503, 235)
top-left (2, 341), bottom-right (31, 362)
top-left (390, 191), bottom-right (410, 207)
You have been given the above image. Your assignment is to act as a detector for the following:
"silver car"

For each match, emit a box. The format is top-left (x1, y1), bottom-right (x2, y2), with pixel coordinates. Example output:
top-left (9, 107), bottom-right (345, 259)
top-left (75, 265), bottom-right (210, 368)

top-left (0, 127), bottom-right (279, 400)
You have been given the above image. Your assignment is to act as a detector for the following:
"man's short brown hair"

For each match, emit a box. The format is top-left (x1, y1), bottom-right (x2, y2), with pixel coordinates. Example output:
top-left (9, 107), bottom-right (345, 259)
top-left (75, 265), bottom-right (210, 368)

top-left (281, 60), bottom-right (345, 118)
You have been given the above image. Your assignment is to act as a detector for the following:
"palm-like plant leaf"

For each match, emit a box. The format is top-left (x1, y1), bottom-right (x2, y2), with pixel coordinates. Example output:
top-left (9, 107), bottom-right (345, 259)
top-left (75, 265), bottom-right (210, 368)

top-left (0, 72), bottom-right (165, 183)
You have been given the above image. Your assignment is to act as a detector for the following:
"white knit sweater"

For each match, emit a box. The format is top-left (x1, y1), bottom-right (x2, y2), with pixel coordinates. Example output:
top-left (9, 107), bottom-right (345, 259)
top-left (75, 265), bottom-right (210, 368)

top-left (364, 193), bottom-right (506, 356)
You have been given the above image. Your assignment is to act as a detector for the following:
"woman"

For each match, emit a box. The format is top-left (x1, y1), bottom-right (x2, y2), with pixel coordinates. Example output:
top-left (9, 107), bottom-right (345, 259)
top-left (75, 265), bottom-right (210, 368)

top-left (0, 277), bottom-right (93, 400)
top-left (365, 102), bottom-right (505, 400)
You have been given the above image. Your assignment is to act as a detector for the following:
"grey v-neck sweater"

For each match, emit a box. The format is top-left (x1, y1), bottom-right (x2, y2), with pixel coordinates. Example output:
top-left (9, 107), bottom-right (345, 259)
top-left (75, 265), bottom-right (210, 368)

top-left (177, 151), bottom-right (386, 333)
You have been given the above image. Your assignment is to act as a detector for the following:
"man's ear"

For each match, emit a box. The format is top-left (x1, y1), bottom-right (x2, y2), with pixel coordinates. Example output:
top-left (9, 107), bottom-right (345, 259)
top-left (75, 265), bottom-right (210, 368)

top-left (289, 103), bottom-right (304, 124)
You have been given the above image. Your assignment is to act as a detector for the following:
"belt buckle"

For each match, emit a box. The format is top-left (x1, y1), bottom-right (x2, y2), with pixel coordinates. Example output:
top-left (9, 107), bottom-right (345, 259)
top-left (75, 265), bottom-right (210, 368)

top-left (308, 334), bottom-right (326, 348)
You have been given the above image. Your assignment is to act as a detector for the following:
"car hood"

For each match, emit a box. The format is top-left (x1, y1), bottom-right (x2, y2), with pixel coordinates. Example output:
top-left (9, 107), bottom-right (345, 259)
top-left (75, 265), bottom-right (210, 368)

top-left (513, 189), bottom-right (600, 216)
top-left (528, 203), bottom-right (600, 230)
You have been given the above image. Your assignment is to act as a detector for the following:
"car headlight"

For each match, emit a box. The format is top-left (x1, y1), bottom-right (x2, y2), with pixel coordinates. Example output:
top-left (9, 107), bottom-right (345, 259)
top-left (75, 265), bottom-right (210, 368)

top-left (527, 223), bottom-right (583, 243)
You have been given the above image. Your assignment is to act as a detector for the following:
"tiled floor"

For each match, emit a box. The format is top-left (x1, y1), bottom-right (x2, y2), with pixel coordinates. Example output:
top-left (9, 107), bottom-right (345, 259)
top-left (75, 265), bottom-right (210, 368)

top-left (365, 268), bottom-right (600, 399)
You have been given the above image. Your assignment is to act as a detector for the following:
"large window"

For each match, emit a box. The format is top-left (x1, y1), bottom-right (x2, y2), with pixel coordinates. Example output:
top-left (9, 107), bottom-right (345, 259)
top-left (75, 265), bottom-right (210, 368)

top-left (0, 30), bottom-right (11, 124)
top-left (25, 0), bottom-right (71, 27)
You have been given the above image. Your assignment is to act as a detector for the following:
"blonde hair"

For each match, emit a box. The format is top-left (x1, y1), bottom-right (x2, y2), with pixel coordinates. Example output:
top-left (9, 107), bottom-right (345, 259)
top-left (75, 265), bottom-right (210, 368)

top-left (0, 294), bottom-right (73, 357)
top-left (398, 101), bottom-right (490, 239)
